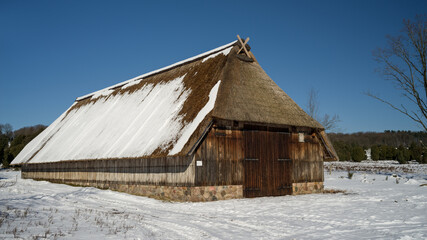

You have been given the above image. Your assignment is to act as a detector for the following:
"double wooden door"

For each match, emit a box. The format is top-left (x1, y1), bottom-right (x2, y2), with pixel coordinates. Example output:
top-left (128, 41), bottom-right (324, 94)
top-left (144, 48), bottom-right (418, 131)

top-left (243, 130), bottom-right (293, 197)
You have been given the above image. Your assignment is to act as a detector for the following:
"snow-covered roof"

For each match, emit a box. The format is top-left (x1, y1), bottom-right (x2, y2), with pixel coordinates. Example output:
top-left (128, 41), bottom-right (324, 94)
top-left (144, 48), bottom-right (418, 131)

top-left (13, 42), bottom-right (235, 164)
top-left (76, 41), bottom-right (236, 101)
top-left (12, 39), bottom-right (328, 165)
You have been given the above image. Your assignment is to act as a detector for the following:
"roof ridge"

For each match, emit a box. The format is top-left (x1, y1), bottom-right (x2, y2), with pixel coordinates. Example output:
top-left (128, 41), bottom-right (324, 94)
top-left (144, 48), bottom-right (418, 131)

top-left (76, 40), bottom-right (237, 101)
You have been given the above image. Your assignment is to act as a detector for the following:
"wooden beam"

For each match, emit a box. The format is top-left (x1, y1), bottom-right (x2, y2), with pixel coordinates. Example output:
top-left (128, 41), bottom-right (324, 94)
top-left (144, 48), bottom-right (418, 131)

top-left (237, 35), bottom-right (251, 57)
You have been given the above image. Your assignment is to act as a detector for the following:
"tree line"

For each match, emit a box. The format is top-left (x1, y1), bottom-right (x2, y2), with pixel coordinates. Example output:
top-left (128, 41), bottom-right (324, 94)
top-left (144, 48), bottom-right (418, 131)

top-left (329, 131), bottom-right (427, 163)
top-left (0, 123), bottom-right (46, 167)
top-left (1, 123), bottom-right (426, 166)
top-left (327, 16), bottom-right (426, 163)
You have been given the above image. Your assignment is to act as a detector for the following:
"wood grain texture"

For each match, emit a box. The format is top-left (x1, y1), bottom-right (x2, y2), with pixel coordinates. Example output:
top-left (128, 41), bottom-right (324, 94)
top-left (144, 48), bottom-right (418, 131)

top-left (195, 127), bottom-right (244, 186)
top-left (243, 130), bottom-right (293, 197)
top-left (22, 122), bottom-right (325, 199)
top-left (22, 156), bottom-right (195, 186)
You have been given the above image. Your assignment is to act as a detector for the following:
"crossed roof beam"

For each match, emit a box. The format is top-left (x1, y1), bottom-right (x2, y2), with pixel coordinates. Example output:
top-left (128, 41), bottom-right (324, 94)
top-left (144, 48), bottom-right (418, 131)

top-left (236, 35), bottom-right (251, 58)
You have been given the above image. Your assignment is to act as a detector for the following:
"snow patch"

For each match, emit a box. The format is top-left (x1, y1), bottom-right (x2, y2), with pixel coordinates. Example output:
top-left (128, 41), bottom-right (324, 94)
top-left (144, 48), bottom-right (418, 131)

top-left (16, 74), bottom-right (201, 163)
top-left (91, 89), bottom-right (114, 99)
top-left (11, 103), bottom-right (76, 164)
top-left (405, 179), bottom-right (422, 185)
top-left (121, 79), bottom-right (141, 89)
top-left (76, 41), bottom-right (236, 101)
top-left (169, 80), bottom-right (221, 155)
top-left (201, 46), bottom-right (233, 63)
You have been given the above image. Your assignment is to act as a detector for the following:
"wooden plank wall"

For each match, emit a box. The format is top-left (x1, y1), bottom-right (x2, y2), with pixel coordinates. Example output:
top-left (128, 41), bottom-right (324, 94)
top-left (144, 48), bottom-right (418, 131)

top-left (291, 133), bottom-right (324, 183)
top-left (193, 125), bottom-right (324, 197)
top-left (194, 128), bottom-right (244, 186)
top-left (21, 156), bottom-right (196, 186)
top-left (243, 130), bottom-right (293, 197)
top-left (21, 123), bottom-right (323, 196)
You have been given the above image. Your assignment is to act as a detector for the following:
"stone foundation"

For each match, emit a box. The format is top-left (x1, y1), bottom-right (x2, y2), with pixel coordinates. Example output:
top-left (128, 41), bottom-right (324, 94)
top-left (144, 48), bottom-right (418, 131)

top-left (22, 172), bottom-right (243, 201)
top-left (292, 182), bottom-right (323, 195)
top-left (111, 184), bottom-right (244, 202)
top-left (22, 172), bottom-right (322, 200)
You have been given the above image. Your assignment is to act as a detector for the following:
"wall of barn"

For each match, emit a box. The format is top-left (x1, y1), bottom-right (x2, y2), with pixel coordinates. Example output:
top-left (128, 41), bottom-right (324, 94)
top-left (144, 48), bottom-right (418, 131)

top-left (21, 156), bottom-right (196, 186)
top-left (21, 156), bottom-right (244, 201)
top-left (21, 124), bottom-right (324, 201)
top-left (194, 127), bottom-right (244, 186)
top-left (194, 123), bottom-right (324, 197)
top-left (291, 132), bottom-right (324, 183)
top-left (289, 131), bottom-right (324, 195)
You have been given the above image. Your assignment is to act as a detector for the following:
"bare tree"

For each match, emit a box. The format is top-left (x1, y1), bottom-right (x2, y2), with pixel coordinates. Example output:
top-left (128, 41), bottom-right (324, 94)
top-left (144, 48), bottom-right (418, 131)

top-left (0, 124), bottom-right (13, 139)
top-left (307, 89), bottom-right (319, 121)
top-left (307, 89), bottom-right (340, 132)
top-left (367, 15), bottom-right (427, 131)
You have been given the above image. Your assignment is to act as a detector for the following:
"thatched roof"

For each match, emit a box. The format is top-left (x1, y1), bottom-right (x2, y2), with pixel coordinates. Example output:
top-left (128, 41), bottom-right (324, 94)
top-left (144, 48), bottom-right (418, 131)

top-left (12, 40), bottom-right (329, 165)
top-left (213, 47), bottom-right (323, 128)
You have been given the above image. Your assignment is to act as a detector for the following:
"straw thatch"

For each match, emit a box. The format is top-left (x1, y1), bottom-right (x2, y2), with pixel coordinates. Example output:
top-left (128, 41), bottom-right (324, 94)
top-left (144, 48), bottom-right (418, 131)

top-left (213, 47), bottom-right (323, 129)
top-left (12, 40), bottom-right (336, 166)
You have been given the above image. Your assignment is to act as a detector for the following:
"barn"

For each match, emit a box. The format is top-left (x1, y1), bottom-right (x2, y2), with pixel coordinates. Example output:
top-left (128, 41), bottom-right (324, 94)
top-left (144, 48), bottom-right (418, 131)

top-left (11, 37), bottom-right (338, 201)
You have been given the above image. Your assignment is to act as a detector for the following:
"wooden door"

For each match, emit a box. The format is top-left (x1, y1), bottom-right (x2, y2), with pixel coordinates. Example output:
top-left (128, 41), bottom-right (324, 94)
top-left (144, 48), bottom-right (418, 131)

top-left (272, 132), bottom-right (293, 196)
top-left (243, 130), bottom-right (293, 197)
top-left (243, 130), bottom-right (263, 197)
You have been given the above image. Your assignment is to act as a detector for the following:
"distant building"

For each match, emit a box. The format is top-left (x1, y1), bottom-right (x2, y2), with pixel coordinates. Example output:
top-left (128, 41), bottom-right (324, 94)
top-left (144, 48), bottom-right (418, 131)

top-left (365, 148), bottom-right (372, 161)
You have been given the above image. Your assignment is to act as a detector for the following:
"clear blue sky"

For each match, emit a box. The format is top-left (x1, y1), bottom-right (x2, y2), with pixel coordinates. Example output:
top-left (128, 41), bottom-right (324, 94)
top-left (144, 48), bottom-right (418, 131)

top-left (0, 0), bottom-right (426, 133)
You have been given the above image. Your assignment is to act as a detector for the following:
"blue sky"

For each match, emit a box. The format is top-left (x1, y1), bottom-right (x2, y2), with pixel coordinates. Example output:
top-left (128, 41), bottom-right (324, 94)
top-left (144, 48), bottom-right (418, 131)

top-left (0, 0), bottom-right (426, 133)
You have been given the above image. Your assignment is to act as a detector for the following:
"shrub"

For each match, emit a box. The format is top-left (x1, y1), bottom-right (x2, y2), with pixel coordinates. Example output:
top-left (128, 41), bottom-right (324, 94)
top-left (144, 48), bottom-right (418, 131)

top-left (347, 170), bottom-right (354, 179)
top-left (351, 146), bottom-right (365, 162)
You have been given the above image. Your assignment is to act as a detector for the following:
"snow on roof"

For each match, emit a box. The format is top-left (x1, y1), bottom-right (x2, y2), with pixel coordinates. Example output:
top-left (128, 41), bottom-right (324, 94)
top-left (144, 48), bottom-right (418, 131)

top-left (13, 75), bottom-right (222, 164)
top-left (11, 103), bottom-right (78, 165)
top-left (12, 41), bottom-right (233, 164)
top-left (169, 80), bottom-right (221, 155)
top-left (76, 41), bottom-right (236, 101)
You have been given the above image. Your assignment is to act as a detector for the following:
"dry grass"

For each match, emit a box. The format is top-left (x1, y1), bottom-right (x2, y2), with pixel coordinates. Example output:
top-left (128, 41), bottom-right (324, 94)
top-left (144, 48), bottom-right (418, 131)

top-left (322, 188), bottom-right (346, 194)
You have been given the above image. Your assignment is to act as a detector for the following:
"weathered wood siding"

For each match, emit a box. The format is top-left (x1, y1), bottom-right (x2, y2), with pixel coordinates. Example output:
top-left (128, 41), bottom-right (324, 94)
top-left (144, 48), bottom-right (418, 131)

top-left (21, 123), bottom-right (324, 200)
top-left (193, 125), bottom-right (324, 198)
top-left (194, 128), bottom-right (244, 186)
top-left (243, 130), bottom-right (293, 197)
top-left (21, 156), bottom-right (196, 186)
top-left (291, 133), bottom-right (324, 183)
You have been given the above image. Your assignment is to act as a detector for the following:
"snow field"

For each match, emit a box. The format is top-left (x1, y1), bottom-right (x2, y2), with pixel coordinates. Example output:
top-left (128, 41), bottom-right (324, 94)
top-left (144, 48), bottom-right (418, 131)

top-left (0, 166), bottom-right (426, 239)
top-left (325, 160), bottom-right (427, 175)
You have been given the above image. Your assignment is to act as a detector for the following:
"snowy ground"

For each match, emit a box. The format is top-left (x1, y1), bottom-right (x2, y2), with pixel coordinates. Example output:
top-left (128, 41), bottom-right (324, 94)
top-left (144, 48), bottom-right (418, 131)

top-left (325, 160), bottom-right (427, 175)
top-left (1, 164), bottom-right (426, 239)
